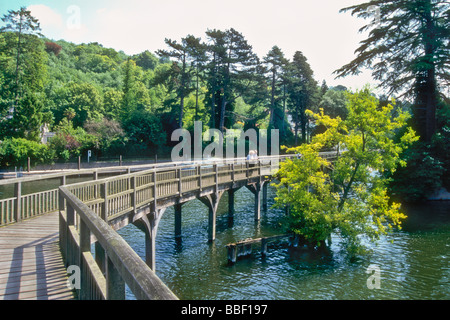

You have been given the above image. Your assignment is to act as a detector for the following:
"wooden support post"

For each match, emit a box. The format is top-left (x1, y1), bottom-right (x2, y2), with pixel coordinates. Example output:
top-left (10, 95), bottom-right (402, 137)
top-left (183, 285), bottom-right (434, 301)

top-left (262, 182), bottom-right (268, 211)
top-left (145, 221), bottom-right (156, 271)
top-left (78, 156), bottom-right (81, 170)
top-left (227, 244), bottom-right (237, 264)
top-left (14, 182), bottom-right (21, 223)
top-left (27, 157), bottom-right (30, 172)
top-left (208, 206), bottom-right (216, 242)
top-left (175, 203), bottom-right (182, 238)
top-left (261, 238), bottom-right (268, 257)
top-left (228, 189), bottom-right (235, 217)
top-left (133, 212), bottom-right (160, 271)
top-left (254, 183), bottom-right (261, 221)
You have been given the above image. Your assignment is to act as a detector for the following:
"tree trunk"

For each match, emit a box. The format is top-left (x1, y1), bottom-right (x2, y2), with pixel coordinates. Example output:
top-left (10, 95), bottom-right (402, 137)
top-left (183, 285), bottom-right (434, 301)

top-left (269, 70), bottom-right (276, 127)
top-left (424, 8), bottom-right (437, 142)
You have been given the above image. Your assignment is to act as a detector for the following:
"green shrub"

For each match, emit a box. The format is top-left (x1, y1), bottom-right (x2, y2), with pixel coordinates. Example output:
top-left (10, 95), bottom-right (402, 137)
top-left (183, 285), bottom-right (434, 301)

top-left (0, 138), bottom-right (54, 168)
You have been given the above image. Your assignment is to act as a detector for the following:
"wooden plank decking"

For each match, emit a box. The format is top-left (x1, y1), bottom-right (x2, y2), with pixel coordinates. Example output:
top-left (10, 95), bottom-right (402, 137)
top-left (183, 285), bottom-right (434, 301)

top-left (0, 211), bottom-right (75, 300)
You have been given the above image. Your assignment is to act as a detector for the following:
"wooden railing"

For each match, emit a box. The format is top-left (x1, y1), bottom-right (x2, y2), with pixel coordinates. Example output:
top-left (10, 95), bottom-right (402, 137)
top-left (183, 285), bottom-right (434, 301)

top-left (57, 156), bottom-right (291, 300)
top-left (61, 157), bottom-right (280, 224)
top-left (59, 185), bottom-right (178, 300)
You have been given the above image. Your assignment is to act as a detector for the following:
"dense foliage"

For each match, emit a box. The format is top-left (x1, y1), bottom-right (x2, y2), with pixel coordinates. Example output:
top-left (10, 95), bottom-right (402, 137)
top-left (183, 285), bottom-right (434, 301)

top-left (0, 7), bottom-right (348, 167)
top-left (273, 88), bottom-right (418, 255)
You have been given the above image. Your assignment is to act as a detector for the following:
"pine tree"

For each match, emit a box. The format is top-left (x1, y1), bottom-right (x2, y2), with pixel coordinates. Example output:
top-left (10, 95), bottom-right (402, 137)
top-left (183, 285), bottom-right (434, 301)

top-left (334, 0), bottom-right (449, 142)
top-left (0, 7), bottom-right (43, 107)
top-left (286, 51), bottom-right (318, 144)
top-left (157, 38), bottom-right (193, 129)
top-left (263, 45), bottom-right (288, 129)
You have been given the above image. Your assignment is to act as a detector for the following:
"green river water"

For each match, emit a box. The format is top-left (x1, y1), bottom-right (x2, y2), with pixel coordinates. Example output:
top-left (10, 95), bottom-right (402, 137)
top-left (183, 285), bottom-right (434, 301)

top-left (118, 186), bottom-right (449, 300)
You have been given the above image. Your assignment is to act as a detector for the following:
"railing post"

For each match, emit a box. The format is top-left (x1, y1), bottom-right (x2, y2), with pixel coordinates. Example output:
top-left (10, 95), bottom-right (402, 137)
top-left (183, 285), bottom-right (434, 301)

top-left (198, 164), bottom-right (202, 192)
top-left (100, 181), bottom-right (108, 221)
top-left (231, 162), bottom-right (235, 183)
top-left (65, 203), bottom-right (76, 268)
top-left (246, 161), bottom-right (249, 180)
top-left (178, 167), bottom-right (182, 196)
top-left (14, 182), bottom-right (22, 223)
top-left (214, 163), bottom-right (218, 192)
top-left (130, 176), bottom-right (136, 214)
top-left (79, 217), bottom-right (91, 300)
top-left (152, 170), bottom-right (157, 213)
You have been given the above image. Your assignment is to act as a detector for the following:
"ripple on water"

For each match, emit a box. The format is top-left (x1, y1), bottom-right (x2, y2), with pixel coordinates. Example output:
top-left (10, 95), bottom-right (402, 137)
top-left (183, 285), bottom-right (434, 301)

top-left (118, 189), bottom-right (450, 300)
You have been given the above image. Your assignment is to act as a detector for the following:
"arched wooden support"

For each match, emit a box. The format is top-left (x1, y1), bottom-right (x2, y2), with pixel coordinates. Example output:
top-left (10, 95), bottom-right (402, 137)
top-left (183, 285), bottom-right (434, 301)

top-left (245, 181), bottom-right (267, 221)
top-left (198, 192), bottom-right (224, 242)
top-left (133, 208), bottom-right (166, 271)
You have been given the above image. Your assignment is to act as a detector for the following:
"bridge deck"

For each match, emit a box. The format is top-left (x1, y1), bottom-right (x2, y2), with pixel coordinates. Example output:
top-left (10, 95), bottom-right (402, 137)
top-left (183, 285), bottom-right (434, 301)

top-left (0, 211), bottom-right (75, 300)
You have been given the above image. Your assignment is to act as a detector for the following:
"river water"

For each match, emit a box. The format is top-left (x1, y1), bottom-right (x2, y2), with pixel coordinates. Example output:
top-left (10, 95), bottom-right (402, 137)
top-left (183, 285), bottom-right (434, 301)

top-left (118, 185), bottom-right (450, 300)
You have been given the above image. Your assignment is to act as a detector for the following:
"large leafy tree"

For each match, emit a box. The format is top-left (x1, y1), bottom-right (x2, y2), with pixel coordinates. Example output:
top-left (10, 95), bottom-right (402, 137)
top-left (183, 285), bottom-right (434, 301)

top-left (273, 88), bottom-right (418, 255)
top-left (334, 0), bottom-right (449, 142)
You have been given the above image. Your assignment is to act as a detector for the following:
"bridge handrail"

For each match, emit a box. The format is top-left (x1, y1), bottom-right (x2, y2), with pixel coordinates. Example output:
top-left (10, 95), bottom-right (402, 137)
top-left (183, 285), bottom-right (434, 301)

top-left (59, 185), bottom-right (178, 300)
top-left (0, 153), bottom-right (338, 226)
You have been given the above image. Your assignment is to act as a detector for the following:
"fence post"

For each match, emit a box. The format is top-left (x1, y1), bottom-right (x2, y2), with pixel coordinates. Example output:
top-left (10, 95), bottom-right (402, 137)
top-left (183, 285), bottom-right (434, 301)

top-left (130, 176), bottom-right (136, 214)
top-left (100, 181), bottom-right (108, 221)
top-left (198, 164), bottom-right (202, 191)
top-left (79, 217), bottom-right (91, 299)
top-left (178, 167), bottom-right (182, 196)
top-left (152, 170), bottom-right (158, 213)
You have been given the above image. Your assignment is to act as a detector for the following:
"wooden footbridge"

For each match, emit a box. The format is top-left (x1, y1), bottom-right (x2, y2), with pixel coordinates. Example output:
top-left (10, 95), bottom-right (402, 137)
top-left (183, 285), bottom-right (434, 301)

top-left (0, 153), bottom-right (336, 300)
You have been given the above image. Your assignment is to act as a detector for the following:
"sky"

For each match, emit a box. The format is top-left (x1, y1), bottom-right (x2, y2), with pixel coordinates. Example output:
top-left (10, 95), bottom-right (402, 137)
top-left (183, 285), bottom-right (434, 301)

top-left (0, 0), bottom-right (378, 92)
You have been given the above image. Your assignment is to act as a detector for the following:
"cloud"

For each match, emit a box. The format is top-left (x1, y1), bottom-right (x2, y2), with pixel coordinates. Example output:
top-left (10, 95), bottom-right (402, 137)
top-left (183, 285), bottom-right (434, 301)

top-left (28, 4), bottom-right (64, 30)
top-left (27, 4), bottom-right (89, 43)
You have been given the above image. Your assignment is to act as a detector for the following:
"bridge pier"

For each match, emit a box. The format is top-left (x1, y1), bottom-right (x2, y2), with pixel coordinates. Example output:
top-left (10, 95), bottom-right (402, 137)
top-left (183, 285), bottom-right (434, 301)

top-left (199, 192), bottom-right (224, 242)
top-left (246, 181), bottom-right (268, 221)
top-left (134, 208), bottom-right (166, 271)
top-left (228, 189), bottom-right (235, 217)
top-left (175, 203), bottom-right (182, 238)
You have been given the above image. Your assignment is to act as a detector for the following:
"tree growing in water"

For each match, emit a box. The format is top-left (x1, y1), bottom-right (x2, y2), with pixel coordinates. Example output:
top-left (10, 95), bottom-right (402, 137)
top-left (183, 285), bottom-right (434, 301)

top-left (272, 88), bottom-right (418, 255)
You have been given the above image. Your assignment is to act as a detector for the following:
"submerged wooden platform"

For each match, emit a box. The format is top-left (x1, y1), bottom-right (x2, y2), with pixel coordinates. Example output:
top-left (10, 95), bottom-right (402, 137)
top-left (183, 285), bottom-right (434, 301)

top-left (0, 211), bottom-right (75, 300)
